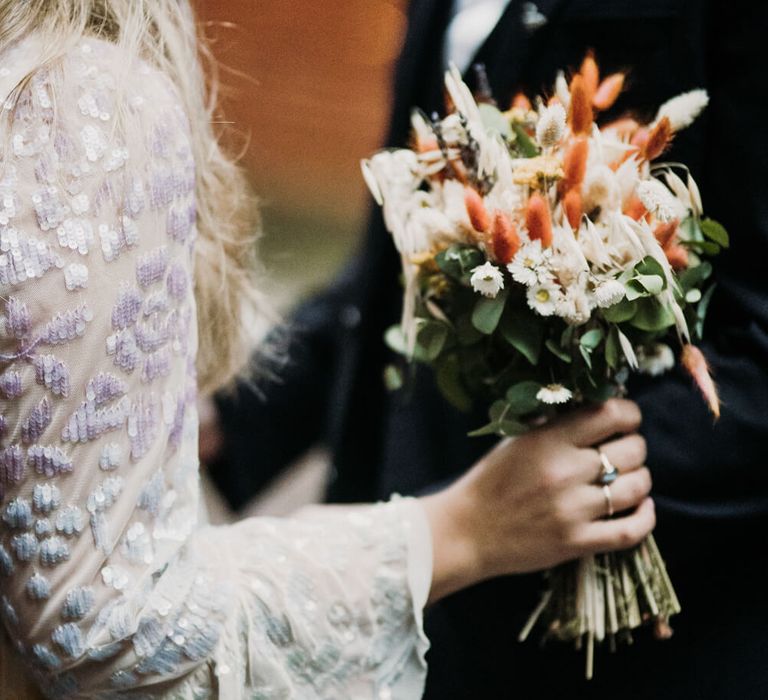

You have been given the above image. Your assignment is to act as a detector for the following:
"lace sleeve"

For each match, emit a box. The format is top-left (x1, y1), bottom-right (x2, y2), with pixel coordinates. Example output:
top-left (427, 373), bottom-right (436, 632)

top-left (0, 37), bottom-right (431, 699)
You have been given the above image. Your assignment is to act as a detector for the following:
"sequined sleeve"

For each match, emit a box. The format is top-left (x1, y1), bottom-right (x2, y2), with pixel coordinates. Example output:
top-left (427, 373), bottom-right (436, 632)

top-left (0, 38), bottom-right (431, 699)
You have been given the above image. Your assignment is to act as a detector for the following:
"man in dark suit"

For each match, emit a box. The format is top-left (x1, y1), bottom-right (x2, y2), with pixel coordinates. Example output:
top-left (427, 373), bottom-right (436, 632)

top-left (209, 1), bottom-right (768, 696)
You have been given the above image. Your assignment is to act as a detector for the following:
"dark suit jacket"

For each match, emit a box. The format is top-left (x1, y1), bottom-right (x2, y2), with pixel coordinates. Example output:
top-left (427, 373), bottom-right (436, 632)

top-left (212, 1), bottom-right (768, 696)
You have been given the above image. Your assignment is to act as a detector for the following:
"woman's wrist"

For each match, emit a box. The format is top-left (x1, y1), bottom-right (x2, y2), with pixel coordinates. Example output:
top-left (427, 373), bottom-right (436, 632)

top-left (420, 485), bottom-right (484, 604)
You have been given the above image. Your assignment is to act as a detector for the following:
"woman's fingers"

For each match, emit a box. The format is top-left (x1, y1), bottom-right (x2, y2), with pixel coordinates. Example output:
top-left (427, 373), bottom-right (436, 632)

top-left (574, 497), bottom-right (656, 554)
top-left (596, 433), bottom-right (647, 474)
top-left (552, 399), bottom-right (642, 447)
top-left (576, 467), bottom-right (652, 520)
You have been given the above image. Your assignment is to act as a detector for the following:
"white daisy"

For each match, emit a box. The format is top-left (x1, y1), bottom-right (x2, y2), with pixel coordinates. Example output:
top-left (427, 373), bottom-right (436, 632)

top-left (637, 343), bottom-right (675, 377)
top-left (526, 280), bottom-right (560, 316)
top-left (594, 279), bottom-right (626, 308)
top-left (470, 262), bottom-right (505, 298)
top-left (537, 384), bottom-right (573, 405)
top-left (507, 240), bottom-right (548, 287)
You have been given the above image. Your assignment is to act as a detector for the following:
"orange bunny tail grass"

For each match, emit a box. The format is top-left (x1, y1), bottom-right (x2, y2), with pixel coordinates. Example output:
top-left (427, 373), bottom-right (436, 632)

top-left (563, 137), bottom-right (589, 190)
top-left (642, 116), bottom-right (674, 161)
top-left (654, 219), bottom-right (679, 249)
top-left (602, 117), bottom-right (640, 140)
top-left (665, 244), bottom-right (689, 270)
top-left (563, 188), bottom-right (583, 230)
top-left (526, 193), bottom-right (553, 248)
top-left (682, 344), bottom-right (721, 419)
top-left (624, 195), bottom-right (648, 221)
top-left (568, 74), bottom-right (593, 135)
top-left (579, 51), bottom-right (600, 97)
top-left (511, 91), bottom-right (532, 110)
top-left (593, 73), bottom-right (625, 111)
top-left (491, 210), bottom-right (521, 264)
top-left (464, 187), bottom-right (490, 233)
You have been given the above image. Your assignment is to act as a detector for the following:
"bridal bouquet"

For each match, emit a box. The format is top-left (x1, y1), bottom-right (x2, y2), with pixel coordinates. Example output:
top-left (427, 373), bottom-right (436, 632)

top-left (362, 53), bottom-right (726, 677)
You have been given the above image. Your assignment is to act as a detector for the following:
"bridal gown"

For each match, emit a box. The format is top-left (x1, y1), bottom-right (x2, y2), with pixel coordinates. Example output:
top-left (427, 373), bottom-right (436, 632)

top-left (0, 37), bottom-right (431, 699)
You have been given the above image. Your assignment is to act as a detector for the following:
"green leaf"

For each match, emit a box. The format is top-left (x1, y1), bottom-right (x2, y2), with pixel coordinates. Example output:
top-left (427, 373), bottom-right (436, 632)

top-left (605, 326), bottom-right (620, 370)
top-left (695, 284), bottom-right (716, 339)
top-left (511, 122), bottom-right (540, 157)
top-left (436, 245), bottom-right (486, 281)
top-left (634, 256), bottom-right (667, 282)
top-left (489, 399), bottom-right (511, 422)
top-left (468, 421), bottom-right (502, 437)
top-left (471, 290), bottom-right (508, 335)
top-left (580, 328), bottom-right (604, 350)
top-left (678, 261), bottom-right (713, 292)
top-left (383, 364), bottom-right (404, 391)
top-left (626, 274), bottom-right (664, 300)
top-left (384, 325), bottom-right (408, 356)
top-left (545, 339), bottom-right (572, 363)
top-left (435, 354), bottom-right (472, 411)
top-left (499, 309), bottom-right (543, 364)
top-left (416, 321), bottom-right (449, 361)
top-left (505, 381), bottom-right (543, 415)
top-left (498, 419), bottom-right (529, 437)
top-left (455, 313), bottom-right (484, 345)
top-left (700, 218), bottom-right (730, 248)
top-left (629, 298), bottom-right (676, 332)
top-left (602, 298), bottom-right (636, 323)
top-left (684, 239), bottom-right (721, 256)
top-left (479, 103), bottom-right (513, 139)
top-left (580, 344), bottom-right (593, 370)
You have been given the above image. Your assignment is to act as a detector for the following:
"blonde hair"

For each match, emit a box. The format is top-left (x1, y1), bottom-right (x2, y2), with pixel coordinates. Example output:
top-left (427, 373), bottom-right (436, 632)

top-left (0, 0), bottom-right (270, 395)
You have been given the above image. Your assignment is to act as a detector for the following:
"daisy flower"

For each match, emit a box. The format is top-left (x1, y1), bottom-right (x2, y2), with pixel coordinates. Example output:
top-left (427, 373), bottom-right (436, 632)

top-left (537, 384), bottom-right (573, 405)
top-left (470, 262), bottom-right (505, 298)
top-left (507, 240), bottom-right (548, 286)
top-left (526, 280), bottom-right (560, 316)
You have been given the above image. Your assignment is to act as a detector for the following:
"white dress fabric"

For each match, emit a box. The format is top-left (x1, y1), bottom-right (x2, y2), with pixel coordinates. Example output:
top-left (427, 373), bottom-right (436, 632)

top-left (0, 36), bottom-right (431, 699)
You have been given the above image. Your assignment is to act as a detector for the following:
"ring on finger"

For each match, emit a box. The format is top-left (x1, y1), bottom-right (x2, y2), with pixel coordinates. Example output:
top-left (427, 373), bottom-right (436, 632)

top-left (602, 484), bottom-right (614, 518)
top-left (597, 450), bottom-right (619, 486)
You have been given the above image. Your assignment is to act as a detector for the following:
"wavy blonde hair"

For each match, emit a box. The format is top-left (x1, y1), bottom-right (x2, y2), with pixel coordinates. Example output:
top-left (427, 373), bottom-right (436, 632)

top-left (0, 0), bottom-right (269, 395)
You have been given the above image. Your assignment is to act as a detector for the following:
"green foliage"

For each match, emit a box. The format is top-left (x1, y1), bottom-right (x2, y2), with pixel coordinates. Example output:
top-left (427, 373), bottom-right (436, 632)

top-left (700, 218), bottom-right (730, 248)
top-left (436, 246), bottom-right (486, 283)
top-left (479, 103), bottom-right (513, 139)
top-left (506, 380), bottom-right (543, 415)
top-left (545, 338), bottom-right (572, 363)
top-left (510, 122), bottom-right (540, 157)
top-left (630, 298), bottom-right (676, 332)
top-left (471, 290), bottom-right (508, 334)
top-left (500, 308), bottom-right (543, 364)
top-left (602, 298), bottom-right (636, 323)
top-left (435, 353), bottom-right (472, 412)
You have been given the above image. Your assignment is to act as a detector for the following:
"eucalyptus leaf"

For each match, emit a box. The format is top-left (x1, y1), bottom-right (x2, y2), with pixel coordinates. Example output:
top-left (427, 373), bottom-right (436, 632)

top-left (626, 274), bottom-right (664, 300)
top-left (580, 344), bottom-right (593, 370)
top-left (695, 284), bottom-right (716, 339)
top-left (700, 218), bottom-right (730, 248)
top-left (505, 380), bottom-right (542, 415)
top-left (471, 290), bottom-right (508, 335)
top-left (545, 339), bottom-right (572, 363)
top-left (602, 298), bottom-right (636, 323)
top-left (634, 256), bottom-right (667, 283)
top-left (435, 354), bottom-right (472, 411)
top-left (500, 309), bottom-right (543, 364)
top-left (479, 103), bottom-right (513, 139)
top-left (684, 239), bottom-right (721, 256)
top-left (498, 419), bottom-right (529, 437)
top-left (383, 364), bottom-right (404, 391)
top-left (416, 321), bottom-right (449, 361)
top-left (605, 326), bottom-right (620, 370)
top-left (630, 298), bottom-right (676, 332)
top-left (436, 245), bottom-right (486, 281)
top-left (511, 122), bottom-right (539, 157)
top-left (384, 325), bottom-right (408, 356)
top-left (468, 421), bottom-right (503, 437)
top-left (580, 328), bottom-right (604, 350)
top-left (678, 261), bottom-right (713, 292)
top-left (455, 313), bottom-right (484, 345)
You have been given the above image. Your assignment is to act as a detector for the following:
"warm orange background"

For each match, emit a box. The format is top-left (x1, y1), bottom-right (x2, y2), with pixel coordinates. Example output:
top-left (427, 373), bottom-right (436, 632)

top-left (193, 1), bottom-right (409, 301)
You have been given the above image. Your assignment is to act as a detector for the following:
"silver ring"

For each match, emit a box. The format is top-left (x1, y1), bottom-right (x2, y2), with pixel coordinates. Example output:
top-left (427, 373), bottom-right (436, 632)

top-left (602, 485), bottom-right (614, 517)
top-left (598, 451), bottom-right (619, 486)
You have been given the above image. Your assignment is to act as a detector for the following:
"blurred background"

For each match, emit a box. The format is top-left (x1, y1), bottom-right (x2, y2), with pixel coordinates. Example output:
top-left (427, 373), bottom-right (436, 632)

top-left (192, 1), bottom-right (409, 519)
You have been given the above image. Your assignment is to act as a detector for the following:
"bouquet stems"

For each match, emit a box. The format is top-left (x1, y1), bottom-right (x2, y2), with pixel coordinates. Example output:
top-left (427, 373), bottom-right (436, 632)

top-left (519, 533), bottom-right (681, 679)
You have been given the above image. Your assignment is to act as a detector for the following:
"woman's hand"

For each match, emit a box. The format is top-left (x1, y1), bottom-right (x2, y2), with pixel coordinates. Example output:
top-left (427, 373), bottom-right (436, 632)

top-left (422, 399), bottom-right (654, 603)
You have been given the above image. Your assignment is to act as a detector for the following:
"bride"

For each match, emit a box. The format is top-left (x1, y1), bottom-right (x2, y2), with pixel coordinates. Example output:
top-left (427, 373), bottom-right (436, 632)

top-left (0, 1), bottom-right (654, 697)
